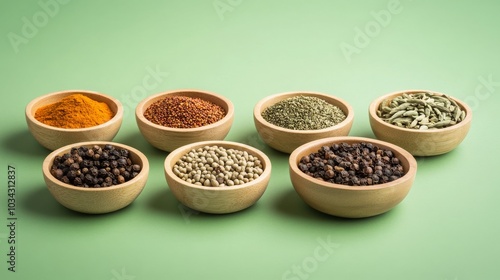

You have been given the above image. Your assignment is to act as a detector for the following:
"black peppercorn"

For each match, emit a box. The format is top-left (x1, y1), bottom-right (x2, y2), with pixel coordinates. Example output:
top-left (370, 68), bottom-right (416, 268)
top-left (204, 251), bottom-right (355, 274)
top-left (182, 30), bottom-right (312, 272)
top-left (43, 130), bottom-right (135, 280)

top-left (325, 170), bottom-right (335, 179)
top-left (297, 142), bottom-right (406, 186)
top-left (104, 177), bottom-right (113, 185)
top-left (50, 144), bottom-right (141, 188)
top-left (117, 158), bottom-right (127, 167)
top-left (63, 158), bottom-right (74, 166)
top-left (86, 149), bottom-right (94, 157)
top-left (70, 163), bottom-right (80, 171)
top-left (52, 169), bottom-right (63, 179)
top-left (132, 164), bottom-right (141, 172)
top-left (74, 177), bottom-right (83, 186)
top-left (117, 175), bottom-right (125, 184)
top-left (120, 149), bottom-right (129, 157)
top-left (67, 170), bottom-right (77, 180)
top-left (90, 167), bottom-right (98, 176)
top-left (61, 176), bottom-right (70, 184)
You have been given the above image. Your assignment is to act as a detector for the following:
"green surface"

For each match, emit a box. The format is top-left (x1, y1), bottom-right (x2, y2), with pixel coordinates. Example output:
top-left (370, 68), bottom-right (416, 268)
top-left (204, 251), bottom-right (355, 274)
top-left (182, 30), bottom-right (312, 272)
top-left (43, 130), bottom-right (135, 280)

top-left (1, 0), bottom-right (499, 279)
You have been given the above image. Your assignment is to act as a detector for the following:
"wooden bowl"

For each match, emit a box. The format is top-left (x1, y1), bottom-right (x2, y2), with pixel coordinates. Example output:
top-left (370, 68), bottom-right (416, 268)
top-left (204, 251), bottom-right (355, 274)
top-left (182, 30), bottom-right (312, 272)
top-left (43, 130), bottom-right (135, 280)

top-left (136, 89), bottom-right (235, 152)
top-left (369, 90), bottom-right (472, 156)
top-left (164, 140), bottom-right (272, 214)
top-left (42, 141), bottom-right (149, 214)
top-left (253, 91), bottom-right (354, 154)
top-left (289, 136), bottom-right (417, 218)
top-left (26, 90), bottom-right (123, 151)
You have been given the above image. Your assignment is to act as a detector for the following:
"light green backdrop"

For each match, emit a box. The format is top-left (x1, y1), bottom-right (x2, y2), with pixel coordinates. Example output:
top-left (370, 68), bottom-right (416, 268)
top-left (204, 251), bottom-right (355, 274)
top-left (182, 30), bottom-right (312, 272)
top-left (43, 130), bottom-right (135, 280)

top-left (1, 0), bottom-right (499, 279)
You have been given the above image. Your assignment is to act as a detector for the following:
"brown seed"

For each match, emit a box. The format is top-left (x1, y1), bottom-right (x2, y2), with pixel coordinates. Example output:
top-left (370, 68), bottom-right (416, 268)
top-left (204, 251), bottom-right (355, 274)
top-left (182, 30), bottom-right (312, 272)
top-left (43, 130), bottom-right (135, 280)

top-left (325, 170), bottom-right (335, 179)
top-left (143, 95), bottom-right (226, 128)
top-left (117, 175), bottom-right (125, 184)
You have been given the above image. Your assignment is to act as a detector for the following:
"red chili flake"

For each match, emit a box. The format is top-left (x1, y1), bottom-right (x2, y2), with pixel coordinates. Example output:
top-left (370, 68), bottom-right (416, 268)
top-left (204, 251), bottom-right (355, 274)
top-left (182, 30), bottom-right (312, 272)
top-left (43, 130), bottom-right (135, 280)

top-left (144, 96), bottom-right (226, 128)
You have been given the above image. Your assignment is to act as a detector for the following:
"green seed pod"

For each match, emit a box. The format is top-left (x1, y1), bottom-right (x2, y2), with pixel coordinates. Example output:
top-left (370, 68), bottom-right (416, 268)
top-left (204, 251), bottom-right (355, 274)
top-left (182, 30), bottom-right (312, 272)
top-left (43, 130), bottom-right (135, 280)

top-left (403, 110), bottom-right (418, 117)
top-left (388, 110), bottom-right (405, 122)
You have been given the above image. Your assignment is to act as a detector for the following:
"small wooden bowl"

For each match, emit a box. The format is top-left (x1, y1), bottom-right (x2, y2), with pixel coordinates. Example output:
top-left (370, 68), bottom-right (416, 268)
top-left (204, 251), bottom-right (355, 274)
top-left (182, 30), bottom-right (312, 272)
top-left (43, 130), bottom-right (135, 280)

top-left (369, 90), bottom-right (473, 156)
top-left (136, 89), bottom-right (235, 152)
top-left (164, 140), bottom-right (271, 214)
top-left (26, 90), bottom-right (123, 151)
top-left (42, 141), bottom-right (149, 214)
top-left (253, 91), bottom-right (354, 154)
top-left (289, 136), bottom-right (417, 218)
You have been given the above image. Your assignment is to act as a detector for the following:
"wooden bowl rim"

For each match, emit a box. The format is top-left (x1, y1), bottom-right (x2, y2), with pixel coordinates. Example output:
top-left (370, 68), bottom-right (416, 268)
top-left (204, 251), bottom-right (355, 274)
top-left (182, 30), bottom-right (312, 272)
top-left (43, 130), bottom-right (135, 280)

top-left (42, 141), bottom-right (149, 192)
top-left (25, 90), bottom-right (124, 131)
top-left (135, 89), bottom-right (235, 132)
top-left (253, 91), bottom-right (354, 134)
top-left (164, 140), bottom-right (272, 191)
top-left (289, 136), bottom-right (417, 191)
top-left (369, 89), bottom-right (473, 133)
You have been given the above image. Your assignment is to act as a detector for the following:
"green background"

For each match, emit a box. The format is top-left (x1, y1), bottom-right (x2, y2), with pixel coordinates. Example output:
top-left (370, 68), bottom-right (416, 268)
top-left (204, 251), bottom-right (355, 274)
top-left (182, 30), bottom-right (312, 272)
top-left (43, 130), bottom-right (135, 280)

top-left (1, 0), bottom-right (499, 279)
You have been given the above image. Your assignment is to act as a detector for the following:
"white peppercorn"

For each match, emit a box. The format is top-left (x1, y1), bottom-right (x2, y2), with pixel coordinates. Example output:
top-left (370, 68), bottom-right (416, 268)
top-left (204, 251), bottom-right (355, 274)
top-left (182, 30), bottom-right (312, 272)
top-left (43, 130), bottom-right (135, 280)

top-left (173, 145), bottom-right (264, 187)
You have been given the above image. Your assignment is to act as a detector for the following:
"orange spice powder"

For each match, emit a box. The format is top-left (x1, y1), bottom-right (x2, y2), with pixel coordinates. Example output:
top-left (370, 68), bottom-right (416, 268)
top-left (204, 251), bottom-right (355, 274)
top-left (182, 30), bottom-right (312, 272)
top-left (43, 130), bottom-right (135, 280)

top-left (35, 93), bottom-right (114, 128)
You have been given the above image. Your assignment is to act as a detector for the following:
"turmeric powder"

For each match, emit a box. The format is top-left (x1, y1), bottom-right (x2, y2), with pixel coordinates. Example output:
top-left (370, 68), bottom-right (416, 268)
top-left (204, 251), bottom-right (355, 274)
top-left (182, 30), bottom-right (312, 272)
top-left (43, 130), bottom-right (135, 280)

top-left (35, 93), bottom-right (114, 128)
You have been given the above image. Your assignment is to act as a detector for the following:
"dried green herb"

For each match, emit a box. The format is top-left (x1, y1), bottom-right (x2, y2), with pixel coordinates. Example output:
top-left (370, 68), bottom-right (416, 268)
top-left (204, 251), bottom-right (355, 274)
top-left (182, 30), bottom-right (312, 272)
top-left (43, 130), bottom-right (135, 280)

top-left (262, 95), bottom-right (346, 130)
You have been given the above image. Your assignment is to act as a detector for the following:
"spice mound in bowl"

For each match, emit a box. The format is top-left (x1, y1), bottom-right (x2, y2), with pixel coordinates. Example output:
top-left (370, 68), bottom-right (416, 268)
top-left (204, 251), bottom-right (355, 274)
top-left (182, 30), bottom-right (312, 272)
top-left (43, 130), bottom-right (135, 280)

top-left (136, 89), bottom-right (235, 152)
top-left (42, 141), bottom-right (149, 214)
top-left (289, 136), bottom-right (417, 218)
top-left (26, 90), bottom-right (123, 150)
top-left (164, 141), bottom-right (272, 214)
top-left (143, 95), bottom-right (226, 128)
top-left (262, 95), bottom-right (347, 130)
top-left (35, 93), bottom-right (114, 128)
top-left (298, 142), bottom-right (405, 186)
top-left (369, 90), bottom-right (472, 156)
top-left (254, 91), bottom-right (354, 154)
